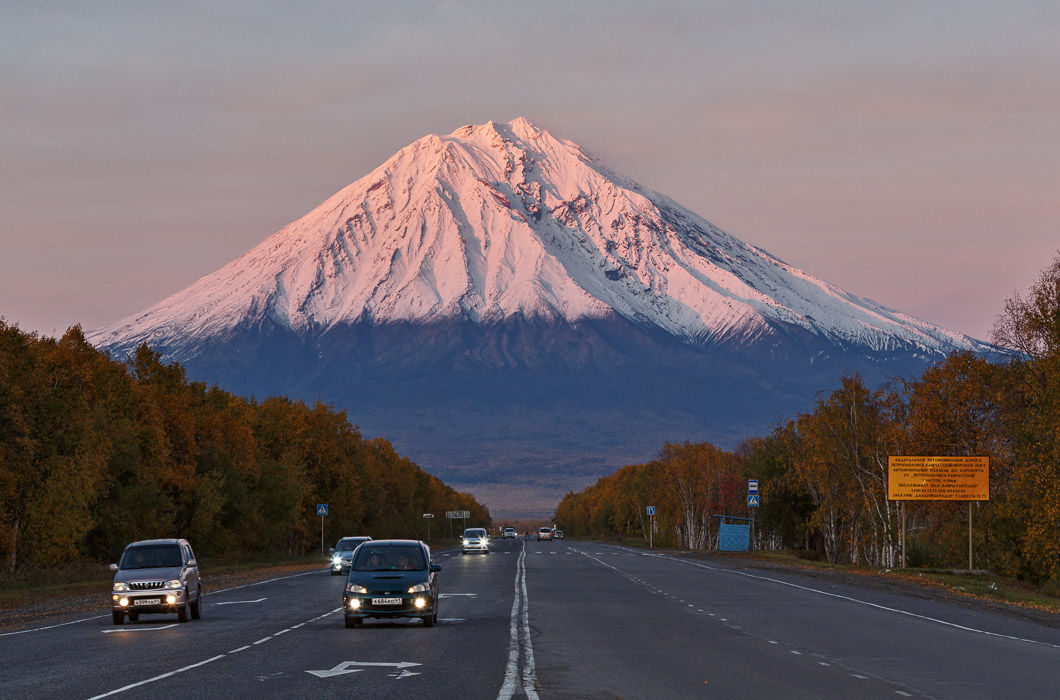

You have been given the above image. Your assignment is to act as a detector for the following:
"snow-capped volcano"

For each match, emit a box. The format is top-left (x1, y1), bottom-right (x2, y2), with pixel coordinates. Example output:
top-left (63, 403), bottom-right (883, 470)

top-left (88, 117), bottom-right (997, 517)
top-left (88, 117), bottom-right (987, 358)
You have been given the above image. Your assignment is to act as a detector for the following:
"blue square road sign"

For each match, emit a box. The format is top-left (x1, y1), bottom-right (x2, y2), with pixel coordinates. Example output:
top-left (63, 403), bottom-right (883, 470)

top-left (317, 504), bottom-right (328, 516)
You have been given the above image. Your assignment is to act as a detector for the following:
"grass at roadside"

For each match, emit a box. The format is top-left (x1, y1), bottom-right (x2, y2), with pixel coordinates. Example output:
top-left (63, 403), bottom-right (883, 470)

top-left (0, 553), bottom-right (326, 611)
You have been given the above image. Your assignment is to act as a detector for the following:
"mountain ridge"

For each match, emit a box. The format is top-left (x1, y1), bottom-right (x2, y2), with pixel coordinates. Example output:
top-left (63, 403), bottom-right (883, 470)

top-left (88, 117), bottom-right (990, 359)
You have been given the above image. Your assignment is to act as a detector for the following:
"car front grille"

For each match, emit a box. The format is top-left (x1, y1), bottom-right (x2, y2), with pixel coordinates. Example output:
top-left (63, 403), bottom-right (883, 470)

top-left (130, 580), bottom-right (164, 590)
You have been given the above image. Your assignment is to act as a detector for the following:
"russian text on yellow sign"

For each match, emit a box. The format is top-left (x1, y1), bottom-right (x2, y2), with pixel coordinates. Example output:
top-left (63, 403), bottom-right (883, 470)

top-left (888, 456), bottom-right (989, 501)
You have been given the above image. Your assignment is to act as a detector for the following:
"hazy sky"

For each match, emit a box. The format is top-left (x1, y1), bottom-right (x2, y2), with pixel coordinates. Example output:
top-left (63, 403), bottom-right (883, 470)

top-left (3, 1), bottom-right (1058, 341)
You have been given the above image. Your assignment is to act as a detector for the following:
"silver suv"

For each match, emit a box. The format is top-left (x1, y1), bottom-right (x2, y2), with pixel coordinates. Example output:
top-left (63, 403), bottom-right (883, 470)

top-left (110, 539), bottom-right (202, 625)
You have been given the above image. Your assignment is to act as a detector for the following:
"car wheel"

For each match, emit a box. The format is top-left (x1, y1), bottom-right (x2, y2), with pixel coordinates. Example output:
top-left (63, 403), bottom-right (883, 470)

top-left (112, 611), bottom-right (124, 625)
top-left (345, 617), bottom-right (361, 628)
top-left (190, 595), bottom-right (200, 620)
top-left (128, 612), bottom-right (139, 622)
top-left (178, 601), bottom-right (189, 623)
top-left (331, 570), bottom-right (338, 576)
top-left (423, 613), bottom-right (434, 627)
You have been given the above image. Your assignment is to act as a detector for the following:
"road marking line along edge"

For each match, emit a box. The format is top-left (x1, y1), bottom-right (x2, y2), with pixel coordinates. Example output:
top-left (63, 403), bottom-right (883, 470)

top-left (85, 607), bottom-right (343, 699)
top-left (0, 568), bottom-right (326, 638)
top-left (672, 556), bottom-right (1060, 650)
top-left (589, 542), bottom-right (1060, 651)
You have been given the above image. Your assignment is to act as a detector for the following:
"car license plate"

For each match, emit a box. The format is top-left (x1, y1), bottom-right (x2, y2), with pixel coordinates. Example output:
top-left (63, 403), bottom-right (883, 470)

top-left (371, 597), bottom-right (402, 606)
top-left (133, 598), bottom-right (160, 606)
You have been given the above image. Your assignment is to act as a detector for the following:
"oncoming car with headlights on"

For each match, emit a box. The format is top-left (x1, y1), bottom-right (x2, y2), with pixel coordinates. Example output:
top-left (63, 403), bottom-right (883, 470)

top-left (330, 536), bottom-right (371, 575)
top-left (110, 539), bottom-right (201, 625)
top-left (343, 540), bottom-right (440, 628)
top-left (461, 527), bottom-right (490, 554)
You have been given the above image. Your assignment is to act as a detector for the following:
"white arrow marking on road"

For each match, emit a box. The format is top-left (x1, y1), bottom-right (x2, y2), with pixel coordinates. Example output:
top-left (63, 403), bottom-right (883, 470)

top-left (390, 669), bottom-right (421, 679)
top-left (307, 661), bottom-right (421, 678)
top-left (214, 597), bottom-right (267, 605)
top-left (102, 624), bottom-right (177, 633)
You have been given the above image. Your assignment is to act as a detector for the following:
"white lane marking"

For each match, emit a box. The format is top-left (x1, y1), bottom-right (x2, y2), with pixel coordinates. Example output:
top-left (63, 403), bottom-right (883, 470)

top-left (253, 636), bottom-right (271, 645)
top-left (87, 655), bottom-right (226, 699)
top-left (439, 593), bottom-right (478, 598)
top-left (498, 545), bottom-right (524, 700)
top-left (307, 661), bottom-right (420, 678)
top-left (208, 569), bottom-right (323, 596)
top-left (0, 614), bottom-right (109, 637)
top-left (896, 692), bottom-right (912, 697)
top-left (818, 661), bottom-right (831, 666)
top-left (2, 569), bottom-right (323, 638)
top-left (214, 597), bottom-right (267, 606)
top-left (853, 674), bottom-right (868, 679)
top-left (88, 607), bottom-right (343, 698)
top-left (792, 650), bottom-right (802, 655)
top-left (497, 542), bottom-right (539, 700)
top-left (676, 558), bottom-right (1060, 650)
top-left (101, 624), bottom-right (177, 634)
top-left (520, 549), bottom-right (538, 698)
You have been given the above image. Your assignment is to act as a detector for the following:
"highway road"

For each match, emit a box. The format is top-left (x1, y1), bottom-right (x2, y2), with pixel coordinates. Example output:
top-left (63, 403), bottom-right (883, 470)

top-left (2, 537), bottom-right (1058, 699)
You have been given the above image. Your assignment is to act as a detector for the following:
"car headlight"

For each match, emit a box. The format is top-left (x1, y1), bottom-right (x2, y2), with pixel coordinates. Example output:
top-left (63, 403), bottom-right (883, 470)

top-left (113, 582), bottom-right (128, 592)
top-left (462, 539), bottom-right (469, 545)
top-left (164, 579), bottom-right (182, 589)
top-left (347, 584), bottom-right (368, 594)
top-left (407, 582), bottom-right (429, 593)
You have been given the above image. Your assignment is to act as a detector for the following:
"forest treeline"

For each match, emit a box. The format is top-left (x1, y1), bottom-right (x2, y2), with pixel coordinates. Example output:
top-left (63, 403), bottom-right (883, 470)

top-left (0, 325), bottom-right (489, 572)
top-left (556, 254), bottom-right (1060, 585)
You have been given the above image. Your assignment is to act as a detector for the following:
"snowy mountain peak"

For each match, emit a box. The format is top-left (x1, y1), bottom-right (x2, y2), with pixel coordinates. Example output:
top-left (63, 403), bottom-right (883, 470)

top-left (88, 118), bottom-right (990, 358)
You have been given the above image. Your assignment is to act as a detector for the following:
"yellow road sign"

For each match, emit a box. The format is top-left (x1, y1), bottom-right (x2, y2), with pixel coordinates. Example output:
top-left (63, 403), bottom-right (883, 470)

top-left (888, 456), bottom-right (989, 501)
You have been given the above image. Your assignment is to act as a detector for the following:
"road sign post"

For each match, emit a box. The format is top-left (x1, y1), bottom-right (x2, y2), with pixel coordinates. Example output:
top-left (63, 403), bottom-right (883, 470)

top-left (317, 504), bottom-right (328, 555)
top-left (888, 456), bottom-right (989, 570)
top-left (646, 506), bottom-right (656, 549)
top-left (446, 510), bottom-right (470, 541)
top-left (746, 480), bottom-right (759, 550)
top-left (423, 513), bottom-right (434, 543)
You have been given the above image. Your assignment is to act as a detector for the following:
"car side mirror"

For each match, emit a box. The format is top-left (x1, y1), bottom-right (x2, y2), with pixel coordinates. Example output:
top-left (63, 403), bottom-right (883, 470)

top-left (109, 563), bottom-right (118, 572)
top-left (187, 559), bottom-right (197, 568)
top-left (329, 547), bottom-right (335, 554)
top-left (430, 564), bottom-right (441, 573)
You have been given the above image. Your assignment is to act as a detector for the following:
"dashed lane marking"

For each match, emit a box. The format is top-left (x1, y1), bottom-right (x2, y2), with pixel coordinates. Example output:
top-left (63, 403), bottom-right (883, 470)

top-left (88, 607), bottom-right (342, 699)
top-left (101, 624), bottom-right (177, 634)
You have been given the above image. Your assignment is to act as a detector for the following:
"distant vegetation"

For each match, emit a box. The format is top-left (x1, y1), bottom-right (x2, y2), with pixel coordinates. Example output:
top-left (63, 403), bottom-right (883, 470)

top-left (0, 327), bottom-right (489, 572)
top-left (557, 253), bottom-right (1060, 586)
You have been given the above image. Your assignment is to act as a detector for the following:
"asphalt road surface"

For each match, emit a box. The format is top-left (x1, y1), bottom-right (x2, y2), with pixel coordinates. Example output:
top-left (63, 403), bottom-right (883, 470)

top-left (2, 538), bottom-right (1058, 699)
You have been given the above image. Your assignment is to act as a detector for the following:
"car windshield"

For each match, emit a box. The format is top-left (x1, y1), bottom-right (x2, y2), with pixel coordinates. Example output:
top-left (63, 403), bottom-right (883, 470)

top-left (335, 538), bottom-right (365, 551)
top-left (119, 545), bottom-right (182, 569)
top-left (464, 530), bottom-right (485, 537)
top-left (352, 546), bottom-right (426, 571)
